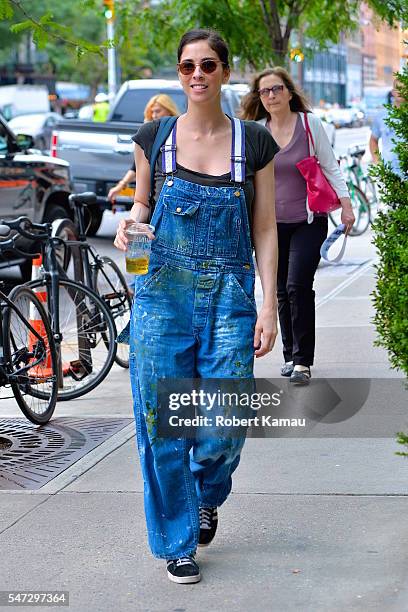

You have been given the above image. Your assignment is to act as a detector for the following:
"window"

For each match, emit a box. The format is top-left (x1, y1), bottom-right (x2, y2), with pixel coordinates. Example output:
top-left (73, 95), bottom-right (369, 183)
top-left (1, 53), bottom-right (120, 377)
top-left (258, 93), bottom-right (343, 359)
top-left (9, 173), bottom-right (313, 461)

top-left (111, 87), bottom-right (236, 122)
top-left (111, 89), bottom-right (188, 122)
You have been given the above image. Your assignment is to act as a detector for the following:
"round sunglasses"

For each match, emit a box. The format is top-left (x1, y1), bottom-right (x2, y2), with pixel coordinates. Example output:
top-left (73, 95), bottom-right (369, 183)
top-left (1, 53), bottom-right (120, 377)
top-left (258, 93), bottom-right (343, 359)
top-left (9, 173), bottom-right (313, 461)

top-left (177, 60), bottom-right (227, 75)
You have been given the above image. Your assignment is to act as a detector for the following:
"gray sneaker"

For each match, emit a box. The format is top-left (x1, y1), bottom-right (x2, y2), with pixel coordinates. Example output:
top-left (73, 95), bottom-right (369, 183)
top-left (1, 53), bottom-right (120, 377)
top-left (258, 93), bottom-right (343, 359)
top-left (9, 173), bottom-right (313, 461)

top-left (280, 362), bottom-right (294, 377)
top-left (290, 367), bottom-right (311, 385)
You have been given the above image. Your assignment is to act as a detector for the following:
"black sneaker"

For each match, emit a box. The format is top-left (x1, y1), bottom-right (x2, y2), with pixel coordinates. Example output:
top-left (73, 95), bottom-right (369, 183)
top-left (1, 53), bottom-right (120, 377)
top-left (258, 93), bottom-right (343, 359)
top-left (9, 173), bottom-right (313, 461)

top-left (166, 555), bottom-right (201, 584)
top-left (198, 507), bottom-right (218, 547)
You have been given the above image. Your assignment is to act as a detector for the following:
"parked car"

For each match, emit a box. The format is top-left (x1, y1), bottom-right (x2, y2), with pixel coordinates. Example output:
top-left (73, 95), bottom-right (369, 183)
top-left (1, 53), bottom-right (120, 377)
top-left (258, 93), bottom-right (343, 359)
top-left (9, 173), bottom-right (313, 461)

top-left (8, 112), bottom-right (62, 151)
top-left (0, 113), bottom-right (72, 278)
top-left (325, 106), bottom-right (365, 129)
top-left (0, 85), bottom-right (50, 121)
top-left (51, 79), bottom-right (242, 235)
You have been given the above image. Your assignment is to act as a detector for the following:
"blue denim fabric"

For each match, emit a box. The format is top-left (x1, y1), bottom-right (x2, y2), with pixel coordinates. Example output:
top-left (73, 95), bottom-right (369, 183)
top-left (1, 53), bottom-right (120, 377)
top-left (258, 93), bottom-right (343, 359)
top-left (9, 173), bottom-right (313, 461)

top-left (129, 175), bottom-right (257, 559)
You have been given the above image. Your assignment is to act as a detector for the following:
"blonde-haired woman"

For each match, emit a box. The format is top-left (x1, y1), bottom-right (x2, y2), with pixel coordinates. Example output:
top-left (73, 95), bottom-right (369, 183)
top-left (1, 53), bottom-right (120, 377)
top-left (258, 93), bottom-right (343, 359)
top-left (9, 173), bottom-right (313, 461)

top-left (143, 93), bottom-right (180, 122)
top-left (108, 94), bottom-right (180, 202)
top-left (241, 67), bottom-right (355, 384)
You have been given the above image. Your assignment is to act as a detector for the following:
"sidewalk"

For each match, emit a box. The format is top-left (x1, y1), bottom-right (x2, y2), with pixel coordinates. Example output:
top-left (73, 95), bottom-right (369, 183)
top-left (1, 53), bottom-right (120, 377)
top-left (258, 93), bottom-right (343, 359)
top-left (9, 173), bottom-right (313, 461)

top-left (1, 229), bottom-right (407, 612)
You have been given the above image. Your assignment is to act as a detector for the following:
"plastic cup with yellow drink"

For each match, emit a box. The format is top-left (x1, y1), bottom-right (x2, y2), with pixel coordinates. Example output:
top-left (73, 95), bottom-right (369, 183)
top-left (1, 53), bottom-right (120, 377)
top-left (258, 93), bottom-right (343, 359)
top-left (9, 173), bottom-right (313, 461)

top-left (125, 222), bottom-right (155, 275)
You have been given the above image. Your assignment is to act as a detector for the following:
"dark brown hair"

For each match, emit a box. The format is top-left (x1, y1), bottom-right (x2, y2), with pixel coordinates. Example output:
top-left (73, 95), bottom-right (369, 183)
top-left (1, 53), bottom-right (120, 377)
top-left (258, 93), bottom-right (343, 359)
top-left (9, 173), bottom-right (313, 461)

top-left (177, 29), bottom-right (230, 68)
top-left (240, 67), bottom-right (311, 120)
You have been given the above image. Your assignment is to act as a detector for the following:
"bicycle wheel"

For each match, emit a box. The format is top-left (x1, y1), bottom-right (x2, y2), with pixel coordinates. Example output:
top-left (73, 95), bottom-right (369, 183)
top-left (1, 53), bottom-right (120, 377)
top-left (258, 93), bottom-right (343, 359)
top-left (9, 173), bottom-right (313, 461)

top-left (3, 285), bottom-right (58, 424)
top-left (350, 184), bottom-right (371, 236)
top-left (361, 176), bottom-right (378, 215)
top-left (26, 278), bottom-right (117, 401)
top-left (329, 208), bottom-right (342, 228)
top-left (94, 256), bottom-right (132, 368)
top-left (348, 183), bottom-right (371, 236)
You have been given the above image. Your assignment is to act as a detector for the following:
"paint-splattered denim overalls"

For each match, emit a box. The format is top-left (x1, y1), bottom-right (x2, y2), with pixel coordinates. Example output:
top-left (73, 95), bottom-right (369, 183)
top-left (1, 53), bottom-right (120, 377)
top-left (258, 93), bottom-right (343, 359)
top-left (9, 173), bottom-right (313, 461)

top-left (129, 118), bottom-right (257, 559)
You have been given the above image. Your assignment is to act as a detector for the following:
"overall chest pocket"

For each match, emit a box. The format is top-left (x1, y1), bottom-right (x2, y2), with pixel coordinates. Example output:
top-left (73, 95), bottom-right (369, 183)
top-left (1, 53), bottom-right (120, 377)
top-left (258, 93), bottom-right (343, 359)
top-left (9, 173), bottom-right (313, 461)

top-left (157, 195), bottom-right (200, 255)
top-left (207, 204), bottom-right (241, 258)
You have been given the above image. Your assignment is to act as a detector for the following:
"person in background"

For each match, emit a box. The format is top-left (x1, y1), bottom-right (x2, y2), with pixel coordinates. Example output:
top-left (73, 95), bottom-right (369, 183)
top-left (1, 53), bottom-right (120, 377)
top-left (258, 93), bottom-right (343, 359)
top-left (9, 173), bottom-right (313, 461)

top-left (143, 93), bottom-right (180, 122)
top-left (108, 94), bottom-right (180, 203)
top-left (240, 67), bottom-right (354, 385)
top-left (369, 78), bottom-right (404, 177)
top-left (92, 93), bottom-right (110, 122)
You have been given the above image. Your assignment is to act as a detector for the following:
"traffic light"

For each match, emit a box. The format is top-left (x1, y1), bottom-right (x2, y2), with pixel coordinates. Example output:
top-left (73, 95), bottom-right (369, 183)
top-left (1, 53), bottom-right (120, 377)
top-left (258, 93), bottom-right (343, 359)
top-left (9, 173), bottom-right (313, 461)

top-left (103, 0), bottom-right (114, 20)
top-left (290, 48), bottom-right (304, 63)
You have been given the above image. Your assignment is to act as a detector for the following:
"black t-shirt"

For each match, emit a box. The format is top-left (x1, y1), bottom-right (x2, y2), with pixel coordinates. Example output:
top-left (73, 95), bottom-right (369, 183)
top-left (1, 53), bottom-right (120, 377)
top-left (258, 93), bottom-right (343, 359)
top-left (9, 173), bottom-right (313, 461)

top-left (132, 119), bottom-right (279, 228)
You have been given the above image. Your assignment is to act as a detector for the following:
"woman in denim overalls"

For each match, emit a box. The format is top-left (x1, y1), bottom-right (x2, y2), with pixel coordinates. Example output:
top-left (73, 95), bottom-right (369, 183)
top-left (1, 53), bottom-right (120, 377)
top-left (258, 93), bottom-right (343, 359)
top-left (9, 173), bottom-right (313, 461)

top-left (114, 29), bottom-right (279, 584)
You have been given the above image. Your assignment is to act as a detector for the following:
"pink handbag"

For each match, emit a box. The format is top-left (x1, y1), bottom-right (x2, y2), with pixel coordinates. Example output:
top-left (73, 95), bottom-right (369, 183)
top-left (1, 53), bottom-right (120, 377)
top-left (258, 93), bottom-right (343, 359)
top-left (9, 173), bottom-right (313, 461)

top-left (296, 113), bottom-right (341, 214)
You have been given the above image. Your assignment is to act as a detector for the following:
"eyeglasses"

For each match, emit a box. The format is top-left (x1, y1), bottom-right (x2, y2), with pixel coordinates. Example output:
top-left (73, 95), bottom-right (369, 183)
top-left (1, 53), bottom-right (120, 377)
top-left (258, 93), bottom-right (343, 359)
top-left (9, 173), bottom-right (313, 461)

top-left (177, 60), bottom-right (226, 75)
top-left (258, 85), bottom-right (285, 97)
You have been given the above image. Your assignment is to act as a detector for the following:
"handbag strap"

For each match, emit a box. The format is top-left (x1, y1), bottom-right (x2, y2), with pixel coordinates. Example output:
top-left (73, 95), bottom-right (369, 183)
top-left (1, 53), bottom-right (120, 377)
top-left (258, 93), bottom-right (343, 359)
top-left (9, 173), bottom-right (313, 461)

top-left (303, 112), bottom-right (315, 156)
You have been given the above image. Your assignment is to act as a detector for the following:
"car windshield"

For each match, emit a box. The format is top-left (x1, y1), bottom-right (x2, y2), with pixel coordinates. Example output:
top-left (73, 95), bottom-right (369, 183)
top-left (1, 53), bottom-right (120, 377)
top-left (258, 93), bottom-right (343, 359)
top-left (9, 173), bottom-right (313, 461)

top-left (111, 89), bottom-right (187, 122)
top-left (111, 88), bottom-right (234, 122)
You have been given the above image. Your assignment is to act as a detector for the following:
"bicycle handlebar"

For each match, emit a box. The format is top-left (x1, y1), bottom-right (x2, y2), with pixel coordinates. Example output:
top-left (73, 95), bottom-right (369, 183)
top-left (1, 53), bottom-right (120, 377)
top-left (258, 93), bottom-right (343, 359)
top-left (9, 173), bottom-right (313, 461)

top-left (347, 145), bottom-right (365, 158)
top-left (0, 231), bottom-right (40, 259)
top-left (0, 216), bottom-right (50, 241)
top-left (68, 191), bottom-right (133, 209)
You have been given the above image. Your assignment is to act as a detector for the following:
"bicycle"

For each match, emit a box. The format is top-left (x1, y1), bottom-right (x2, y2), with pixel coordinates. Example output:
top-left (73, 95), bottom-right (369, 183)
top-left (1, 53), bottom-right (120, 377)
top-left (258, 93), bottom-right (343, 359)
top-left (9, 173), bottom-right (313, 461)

top-left (0, 226), bottom-right (58, 424)
top-left (0, 216), bottom-right (117, 401)
top-left (346, 146), bottom-right (378, 212)
top-left (330, 157), bottom-right (371, 236)
top-left (55, 192), bottom-right (132, 368)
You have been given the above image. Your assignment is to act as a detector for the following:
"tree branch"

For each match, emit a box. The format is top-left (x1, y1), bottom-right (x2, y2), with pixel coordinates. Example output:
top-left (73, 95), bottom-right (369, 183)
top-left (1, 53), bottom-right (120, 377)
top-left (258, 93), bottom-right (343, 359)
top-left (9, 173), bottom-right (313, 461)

top-left (282, 0), bottom-right (312, 53)
top-left (223, 0), bottom-right (258, 69)
top-left (258, 0), bottom-right (275, 42)
top-left (9, 0), bottom-right (103, 52)
top-left (267, 0), bottom-right (283, 50)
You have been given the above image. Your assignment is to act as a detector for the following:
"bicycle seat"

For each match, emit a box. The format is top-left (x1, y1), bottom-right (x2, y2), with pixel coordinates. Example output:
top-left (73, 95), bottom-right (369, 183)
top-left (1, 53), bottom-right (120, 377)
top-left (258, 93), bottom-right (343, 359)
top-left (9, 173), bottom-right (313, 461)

top-left (68, 192), bottom-right (97, 207)
top-left (348, 146), bottom-right (365, 158)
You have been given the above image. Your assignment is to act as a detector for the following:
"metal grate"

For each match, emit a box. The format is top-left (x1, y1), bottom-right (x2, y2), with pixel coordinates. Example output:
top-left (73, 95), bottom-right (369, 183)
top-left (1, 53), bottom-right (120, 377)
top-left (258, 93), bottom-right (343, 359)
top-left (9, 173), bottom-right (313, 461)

top-left (0, 417), bottom-right (132, 490)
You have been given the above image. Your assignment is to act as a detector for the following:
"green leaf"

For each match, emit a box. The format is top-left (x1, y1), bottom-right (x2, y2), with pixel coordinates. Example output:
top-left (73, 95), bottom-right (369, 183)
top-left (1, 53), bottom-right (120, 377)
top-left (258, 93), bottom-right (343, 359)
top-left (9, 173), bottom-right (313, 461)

top-left (10, 19), bottom-right (33, 34)
top-left (0, 0), bottom-right (13, 20)
top-left (33, 26), bottom-right (48, 50)
top-left (39, 11), bottom-right (54, 25)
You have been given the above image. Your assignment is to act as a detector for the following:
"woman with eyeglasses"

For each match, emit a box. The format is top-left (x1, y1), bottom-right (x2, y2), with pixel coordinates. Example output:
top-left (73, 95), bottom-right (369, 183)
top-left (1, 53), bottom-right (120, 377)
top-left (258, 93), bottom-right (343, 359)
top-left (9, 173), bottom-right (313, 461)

top-left (241, 68), bottom-right (354, 384)
top-left (114, 30), bottom-right (279, 583)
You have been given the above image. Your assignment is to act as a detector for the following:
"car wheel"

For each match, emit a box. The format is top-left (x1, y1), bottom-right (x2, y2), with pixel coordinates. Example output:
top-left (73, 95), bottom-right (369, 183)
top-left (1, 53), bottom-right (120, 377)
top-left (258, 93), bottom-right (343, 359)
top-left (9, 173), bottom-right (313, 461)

top-left (43, 204), bottom-right (70, 224)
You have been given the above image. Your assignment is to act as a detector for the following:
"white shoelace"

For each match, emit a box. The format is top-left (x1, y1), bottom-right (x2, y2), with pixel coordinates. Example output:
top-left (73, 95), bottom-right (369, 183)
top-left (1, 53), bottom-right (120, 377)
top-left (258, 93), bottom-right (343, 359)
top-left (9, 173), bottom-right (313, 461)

top-left (199, 507), bottom-right (217, 530)
top-left (173, 556), bottom-right (194, 567)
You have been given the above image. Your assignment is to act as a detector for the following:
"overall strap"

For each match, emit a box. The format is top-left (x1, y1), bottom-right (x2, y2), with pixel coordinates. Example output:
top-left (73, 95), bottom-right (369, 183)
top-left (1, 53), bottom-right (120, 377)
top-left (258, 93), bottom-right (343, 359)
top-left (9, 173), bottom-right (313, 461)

top-left (161, 120), bottom-right (177, 174)
top-left (149, 116), bottom-right (178, 202)
top-left (159, 116), bottom-right (246, 183)
top-left (231, 117), bottom-right (246, 183)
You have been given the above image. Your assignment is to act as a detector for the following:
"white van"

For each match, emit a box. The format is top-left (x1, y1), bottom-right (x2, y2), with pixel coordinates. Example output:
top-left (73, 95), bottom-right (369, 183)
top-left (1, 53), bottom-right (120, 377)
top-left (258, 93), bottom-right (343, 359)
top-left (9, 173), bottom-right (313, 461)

top-left (0, 85), bottom-right (50, 120)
